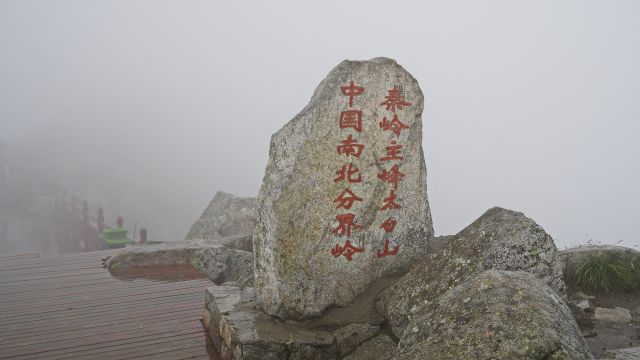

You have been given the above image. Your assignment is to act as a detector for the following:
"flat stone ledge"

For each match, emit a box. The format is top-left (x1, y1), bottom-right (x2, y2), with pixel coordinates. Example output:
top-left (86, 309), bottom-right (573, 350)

top-left (594, 307), bottom-right (633, 323)
top-left (106, 239), bottom-right (253, 287)
top-left (601, 345), bottom-right (640, 359)
top-left (203, 286), bottom-right (385, 359)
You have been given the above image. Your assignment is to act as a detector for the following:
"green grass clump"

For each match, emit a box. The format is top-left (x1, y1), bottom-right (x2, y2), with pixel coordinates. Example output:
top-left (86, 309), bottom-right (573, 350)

top-left (576, 255), bottom-right (640, 295)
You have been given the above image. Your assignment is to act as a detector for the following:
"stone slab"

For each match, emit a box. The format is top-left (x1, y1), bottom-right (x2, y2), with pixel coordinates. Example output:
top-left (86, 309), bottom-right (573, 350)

top-left (203, 285), bottom-right (387, 359)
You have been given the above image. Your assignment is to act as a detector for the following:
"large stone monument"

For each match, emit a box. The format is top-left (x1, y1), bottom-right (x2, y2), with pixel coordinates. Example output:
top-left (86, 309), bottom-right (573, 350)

top-left (254, 57), bottom-right (434, 319)
top-left (200, 59), bottom-right (594, 359)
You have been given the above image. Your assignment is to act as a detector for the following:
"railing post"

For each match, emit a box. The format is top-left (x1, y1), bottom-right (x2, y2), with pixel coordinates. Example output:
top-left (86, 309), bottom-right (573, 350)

top-left (139, 227), bottom-right (147, 244)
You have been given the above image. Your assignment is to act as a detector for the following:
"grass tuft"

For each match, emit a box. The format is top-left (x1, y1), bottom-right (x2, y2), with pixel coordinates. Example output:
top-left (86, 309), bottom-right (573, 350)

top-left (576, 254), bottom-right (640, 295)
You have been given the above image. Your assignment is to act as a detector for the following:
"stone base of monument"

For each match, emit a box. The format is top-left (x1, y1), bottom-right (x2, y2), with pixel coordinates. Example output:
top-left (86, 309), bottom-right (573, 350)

top-left (203, 281), bottom-right (397, 360)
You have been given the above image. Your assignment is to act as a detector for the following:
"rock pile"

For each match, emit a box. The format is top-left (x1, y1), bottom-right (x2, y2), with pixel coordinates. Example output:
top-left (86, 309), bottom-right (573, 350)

top-left (108, 58), bottom-right (638, 359)
top-left (377, 207), bottom-right (566, 336)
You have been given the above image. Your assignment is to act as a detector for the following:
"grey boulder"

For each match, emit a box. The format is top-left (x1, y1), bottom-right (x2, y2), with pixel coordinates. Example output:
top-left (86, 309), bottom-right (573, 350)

top-left (377, 207), bottom-right (566, 336)
top-left (394, 270), bottom-right (592, 360)
top-left (254, 57), bottom-right (434, 319)
top-left (186, 191), bottom-right (256, 249)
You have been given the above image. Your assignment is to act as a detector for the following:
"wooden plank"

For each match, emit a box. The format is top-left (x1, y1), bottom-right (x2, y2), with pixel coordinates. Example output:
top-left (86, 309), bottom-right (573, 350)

top-left (0, 305), bottom-right (203, 341)
top-left (0, 279), bottom-right (205, 303)
top-left (0, 280), bottom-right (208, 312)
top-left (0, 268), bottom-right (207, 289)
top-left (0, 315), bottom-right (203, 349)
top-left (0, 319), bottom-right (204, 357)
top-left (0, 268), bottom-right (116, 284)
top-left (0, 263), bottom-right (105, 277)
top-left (0, 250), bottom-right (213, 360)
top-left (0, 289), bottom-right (205, 322)
top-left (0, 253), bottom-right (40, 261)
top-left (0, 258), bottom-right (110, 273)
top-left (0, 291), bottom-right (204, 325)
top-left (36, 332), bottom-right (203, 360)
top-left (1, 276), bottom-right (148, 294)
top-left (0, 302), bottom-right (203, 336)
top-left (0, 250), bottom-right (117, 267)
top-left (123, 345), bottom-right (210, 360)
top-left (1, 328), bottom-right (207, 359)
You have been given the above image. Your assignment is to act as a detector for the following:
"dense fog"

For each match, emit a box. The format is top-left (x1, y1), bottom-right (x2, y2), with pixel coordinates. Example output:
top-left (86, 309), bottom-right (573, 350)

top-left (1, 0), bottom-right (639, 255)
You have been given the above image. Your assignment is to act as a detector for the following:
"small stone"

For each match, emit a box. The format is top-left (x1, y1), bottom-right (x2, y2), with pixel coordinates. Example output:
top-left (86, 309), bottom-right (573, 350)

top-left (343, 334), bottom-right (396, 360)
top-left (185, 191), bottom-right (256, 245)
top-left (594, 307), bottom-right (632, 323)
top-left (332, 323), bottom-right (379, 357)
top-left (192, 245), bottom-right (254, 288)
top-left (576, 300), bottom-right (593, 313)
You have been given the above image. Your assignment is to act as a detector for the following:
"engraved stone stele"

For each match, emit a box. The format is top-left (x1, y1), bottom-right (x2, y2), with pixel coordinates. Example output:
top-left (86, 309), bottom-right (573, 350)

top-left (254, 57), bottom-right (434, 319)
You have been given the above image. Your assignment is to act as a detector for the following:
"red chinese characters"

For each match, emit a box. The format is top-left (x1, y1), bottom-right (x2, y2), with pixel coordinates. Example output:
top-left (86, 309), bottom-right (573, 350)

top-left (377, 164), bottom-right (405, 189)
top-left (380, 189), bottom-right (401, 211)
top-left (377, 239), bottom-right (399, 258)
top-left (333, 213), bottom-right (363, 238)
top-left (332, 240), bottom-right (364, 261)
top-left (336, 134), bottom-right (364, 158)
top-left (333, 80), bottom-right (366, 261)
top-left (340, 110), bottom-right (363, 132)
top-left (334, 163), bottom-right (362, 183)
top-left (380, 85), bottom-right (412, 112)
top-left (341, 80), bottom-right (364, 107)
top-left (375, 85), bottom-right (413, 258)
top-left (334, 188), bottom-right (363, 210)
top-left (380, 141), bottom-right (403, 162)
top-left (379, 114), bottom-right (409, 137)
top-left (380, 218), bottom-right (397, 233)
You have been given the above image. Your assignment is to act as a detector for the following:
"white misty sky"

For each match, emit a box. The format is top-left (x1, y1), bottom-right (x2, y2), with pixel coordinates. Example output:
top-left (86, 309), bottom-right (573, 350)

top-left (1, 0), bottom-right (638, 248)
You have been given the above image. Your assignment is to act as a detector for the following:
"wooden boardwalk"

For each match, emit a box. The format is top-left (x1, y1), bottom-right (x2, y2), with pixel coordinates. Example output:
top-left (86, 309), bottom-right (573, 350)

top-left (0, 250), bottom-right (216, 360)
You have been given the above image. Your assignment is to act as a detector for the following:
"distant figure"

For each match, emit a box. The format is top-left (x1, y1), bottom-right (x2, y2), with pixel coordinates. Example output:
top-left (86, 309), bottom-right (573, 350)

top-left (81, 200), bottom-right (89, 250)
top-left (70, 194), bottom-right (79, 251)
top-left (61, 189), bottom-right (68, 208)
top-left (82, 200), bottom-right (89, 222)
top-left (70, 194), bottom-right (78, 217)
top-left (139, 228), bottom-right (147, 243)
top-left (116, 216), bottom-right (124, 228)
top-left (97, 207), bottom-right (105, 233)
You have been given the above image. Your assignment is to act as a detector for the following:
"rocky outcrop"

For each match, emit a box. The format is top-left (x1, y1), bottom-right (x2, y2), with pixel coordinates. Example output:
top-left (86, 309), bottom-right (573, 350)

top-left (192, 244), bottom-right (254, 288)
top-left (559, 245), bottom-right (639, 292)
top-left (343, 335), bottom-right (396, 360)
top-left (254, 57), bottom-right (434, 320)
top-left (377, 207), bottom-right (565, 336)
top-left (204, 286), bottom-right (335, 360)
top-left (186, 191), bottom-right (256, 249)
top-left (394, 271), bottom-right (592, 360)
top-left (559, 246), bottom-right (640, 358)
top-left (106, 239), bottom-right (253, 287)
